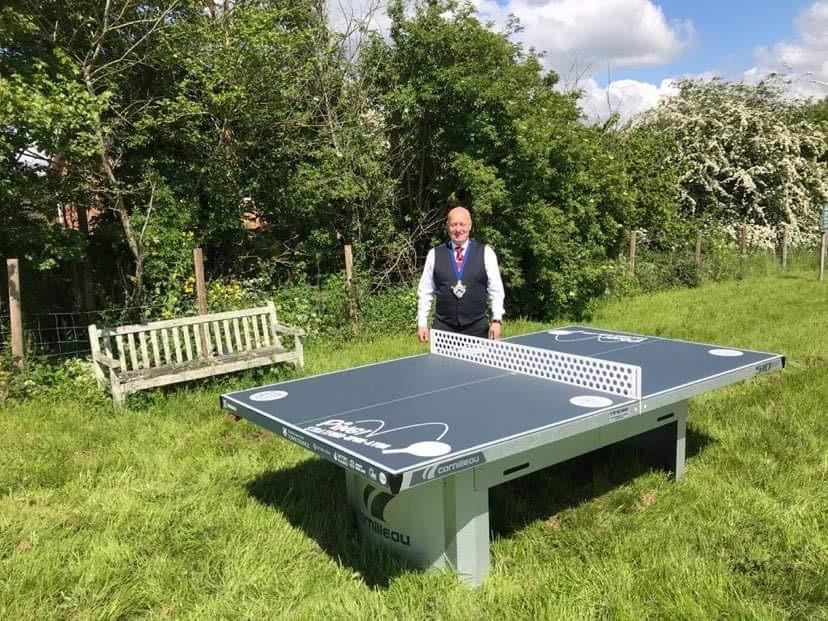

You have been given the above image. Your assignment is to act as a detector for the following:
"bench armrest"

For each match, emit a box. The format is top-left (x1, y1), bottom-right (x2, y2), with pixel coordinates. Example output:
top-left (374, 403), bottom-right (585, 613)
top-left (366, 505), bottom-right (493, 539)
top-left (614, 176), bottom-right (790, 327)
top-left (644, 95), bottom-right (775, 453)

top-left (93, 351), bottom-right (122, 370)
top-left (273, 323), bottom-right (306, 337)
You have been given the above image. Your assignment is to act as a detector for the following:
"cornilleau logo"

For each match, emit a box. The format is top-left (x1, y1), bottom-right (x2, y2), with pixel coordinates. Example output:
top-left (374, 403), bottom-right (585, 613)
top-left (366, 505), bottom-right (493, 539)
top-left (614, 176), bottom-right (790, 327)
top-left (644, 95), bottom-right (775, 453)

top-left (362, 484), bottom-right (394, 521)
top-left (414, 452), bottom-right (485, 484)
top-left (360, 485), bottom-right (410, 546)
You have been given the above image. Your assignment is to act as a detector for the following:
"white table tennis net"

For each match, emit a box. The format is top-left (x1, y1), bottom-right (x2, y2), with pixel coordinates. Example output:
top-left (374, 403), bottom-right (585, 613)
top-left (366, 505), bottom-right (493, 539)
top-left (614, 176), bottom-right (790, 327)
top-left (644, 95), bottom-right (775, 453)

top-left (431, 329), bottom-right (642, 399)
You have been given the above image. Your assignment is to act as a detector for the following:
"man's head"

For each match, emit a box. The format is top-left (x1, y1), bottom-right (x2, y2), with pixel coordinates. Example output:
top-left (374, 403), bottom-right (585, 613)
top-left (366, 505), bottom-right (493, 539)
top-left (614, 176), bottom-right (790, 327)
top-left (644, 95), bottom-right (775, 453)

top-left (446, 206), bottom-right (472, 246)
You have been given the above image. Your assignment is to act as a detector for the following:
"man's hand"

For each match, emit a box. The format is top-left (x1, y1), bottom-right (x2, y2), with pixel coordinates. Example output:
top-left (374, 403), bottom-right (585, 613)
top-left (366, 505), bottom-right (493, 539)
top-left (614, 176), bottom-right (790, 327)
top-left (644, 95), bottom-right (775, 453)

top-left (417, 326), bottom-right (429, 343)
top-left (489, 321), bottom-right (502, 340)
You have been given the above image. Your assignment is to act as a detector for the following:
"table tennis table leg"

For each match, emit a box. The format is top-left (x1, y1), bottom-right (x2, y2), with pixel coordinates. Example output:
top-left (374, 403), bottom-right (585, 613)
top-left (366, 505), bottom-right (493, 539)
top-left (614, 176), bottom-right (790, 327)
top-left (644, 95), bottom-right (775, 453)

top-left (617, 401), bottom-right (688, 480)
top-left (673, 405), bottom-right (687, 480)
top-left (345, 468), bottom-right (491, 586)
top-left (442, 469), bottom-right (490, 587)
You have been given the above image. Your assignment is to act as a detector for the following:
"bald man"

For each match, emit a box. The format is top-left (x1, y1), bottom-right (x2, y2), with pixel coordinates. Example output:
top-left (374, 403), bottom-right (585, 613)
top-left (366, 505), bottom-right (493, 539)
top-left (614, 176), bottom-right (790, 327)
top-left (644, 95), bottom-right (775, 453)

top-left (416, 206), bottom-right (505, 342)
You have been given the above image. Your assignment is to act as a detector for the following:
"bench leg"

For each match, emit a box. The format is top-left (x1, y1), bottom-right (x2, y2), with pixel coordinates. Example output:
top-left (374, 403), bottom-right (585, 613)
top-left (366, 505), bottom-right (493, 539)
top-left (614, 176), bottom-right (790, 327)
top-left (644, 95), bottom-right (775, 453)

top-left (294, 335), bottom-right (304, 368)
top-left (109, 370), bottom-right (125, 406)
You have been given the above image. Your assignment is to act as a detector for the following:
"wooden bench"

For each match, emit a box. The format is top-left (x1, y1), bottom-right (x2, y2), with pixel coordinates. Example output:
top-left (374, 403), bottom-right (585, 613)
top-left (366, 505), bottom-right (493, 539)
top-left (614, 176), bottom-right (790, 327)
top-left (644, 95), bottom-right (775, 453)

top-left (88, 302), bottom-right (304, 404)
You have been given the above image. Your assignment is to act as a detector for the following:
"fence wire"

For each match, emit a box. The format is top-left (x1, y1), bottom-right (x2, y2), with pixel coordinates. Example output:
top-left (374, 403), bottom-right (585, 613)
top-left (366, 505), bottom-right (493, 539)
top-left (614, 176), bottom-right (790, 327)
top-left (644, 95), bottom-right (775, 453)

top-left (0, 305), bottom-right (176, 360)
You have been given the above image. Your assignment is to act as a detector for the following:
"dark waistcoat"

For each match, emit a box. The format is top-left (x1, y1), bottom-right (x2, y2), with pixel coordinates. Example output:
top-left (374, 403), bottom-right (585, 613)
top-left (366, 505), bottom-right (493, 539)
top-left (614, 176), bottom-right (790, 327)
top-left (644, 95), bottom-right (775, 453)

top-left (433, 240), bottom-right (487, 327)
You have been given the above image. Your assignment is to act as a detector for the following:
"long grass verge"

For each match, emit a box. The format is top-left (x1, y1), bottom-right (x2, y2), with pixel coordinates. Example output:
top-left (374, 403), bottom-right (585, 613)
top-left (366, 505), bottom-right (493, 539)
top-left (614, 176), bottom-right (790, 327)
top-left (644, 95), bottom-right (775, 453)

top-left (1, 269), bottom-right (826, 619)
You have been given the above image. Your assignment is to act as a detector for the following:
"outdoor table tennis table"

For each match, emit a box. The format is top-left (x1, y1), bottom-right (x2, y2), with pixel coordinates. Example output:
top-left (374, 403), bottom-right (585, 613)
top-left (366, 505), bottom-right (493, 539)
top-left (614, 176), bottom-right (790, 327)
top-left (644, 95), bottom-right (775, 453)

top-left (220, 326), bottom-right (784, 586)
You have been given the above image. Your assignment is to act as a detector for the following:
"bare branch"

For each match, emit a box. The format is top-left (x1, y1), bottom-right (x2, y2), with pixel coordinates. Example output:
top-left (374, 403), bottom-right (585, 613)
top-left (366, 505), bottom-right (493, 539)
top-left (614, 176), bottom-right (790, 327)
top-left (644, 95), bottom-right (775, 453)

top-left (89, 1), bottom-right (181, 84)
top-left (138, 178), bottom-right (156, 247)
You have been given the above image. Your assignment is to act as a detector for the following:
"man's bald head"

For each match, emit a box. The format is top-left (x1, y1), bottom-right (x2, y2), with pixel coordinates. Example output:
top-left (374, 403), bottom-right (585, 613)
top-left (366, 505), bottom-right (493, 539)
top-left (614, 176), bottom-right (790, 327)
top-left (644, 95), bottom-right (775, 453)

top-left (447, 206), bottom-right (472, 246)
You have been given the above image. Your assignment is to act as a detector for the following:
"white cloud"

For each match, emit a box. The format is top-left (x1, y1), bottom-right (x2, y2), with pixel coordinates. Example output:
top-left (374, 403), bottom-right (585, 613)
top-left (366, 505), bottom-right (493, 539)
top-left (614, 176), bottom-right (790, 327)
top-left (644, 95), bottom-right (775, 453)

top-left (749, 1), bottom-right (828, 100)
top-left (473, 0), bottom-right (694, 86)
top-left (578, 77), bottom-right (678, 124)
top-left (328, 0), bottom-right (391, 59)
top-left (329, 0), bottom-right (706, 122)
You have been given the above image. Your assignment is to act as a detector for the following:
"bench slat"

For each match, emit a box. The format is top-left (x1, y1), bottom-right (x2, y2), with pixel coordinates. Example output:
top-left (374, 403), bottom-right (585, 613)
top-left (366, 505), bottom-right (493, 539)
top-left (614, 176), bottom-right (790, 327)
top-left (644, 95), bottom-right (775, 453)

top-left (232, 318), bottom-right (243, 353)
top-left (203, 322), bottom-right (213, 358)
top-left (223, 319), bottom-right (233, 353)
top-left (193, 324), bottom-right (203, 358)
top-left (251, 316), bottom-right (262, 348)
top-left (116, 334), bottom-right (127, 370)
top-left (183, 325), bottom-right (194, 361)
top-left (139, 331), bottom-right (150, 369)
top-left (242, 316), bottom-right (252, 351)
top-left (160, 328), bottom-right (171, 365)
top-left (150, 331), bottom-right (161, 367)
top-left (127, 333), bottom-right (139, 371)
top-left (211, 321), bottom-right (222, 355)
top-left (258, 314), bottom-right (270, 347)
top-left (172, 326), bottom-right (183, 364)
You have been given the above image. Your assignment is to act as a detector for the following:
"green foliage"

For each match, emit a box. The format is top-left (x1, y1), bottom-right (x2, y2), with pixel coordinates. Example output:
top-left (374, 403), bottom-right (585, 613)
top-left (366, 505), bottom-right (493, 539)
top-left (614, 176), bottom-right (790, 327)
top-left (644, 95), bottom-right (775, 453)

top-left (638, 78), bottom-right (828, 247)
top-left (4, 0), bottom-right (825, 335)
top-left (0, 355), bottom-right (101, 406)
top-left (356, 284), bottom-right (418, 336)
top-left (361, 0), bottom-right (638, 319)
top-left (273, 277), bottom-right (350, 338)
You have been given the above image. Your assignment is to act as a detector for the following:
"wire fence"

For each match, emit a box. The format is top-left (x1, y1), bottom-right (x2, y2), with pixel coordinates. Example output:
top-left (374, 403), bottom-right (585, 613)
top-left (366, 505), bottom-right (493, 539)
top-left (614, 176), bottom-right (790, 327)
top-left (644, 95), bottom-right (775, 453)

top-left (0, 304), bottom-right (175, 360)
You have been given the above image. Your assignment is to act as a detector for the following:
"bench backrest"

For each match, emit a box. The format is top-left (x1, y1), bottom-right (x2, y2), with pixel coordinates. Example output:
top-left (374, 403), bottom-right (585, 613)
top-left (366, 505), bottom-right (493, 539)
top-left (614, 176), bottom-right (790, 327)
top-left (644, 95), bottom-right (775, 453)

top-left (90, 302), bottom-right (283, 374)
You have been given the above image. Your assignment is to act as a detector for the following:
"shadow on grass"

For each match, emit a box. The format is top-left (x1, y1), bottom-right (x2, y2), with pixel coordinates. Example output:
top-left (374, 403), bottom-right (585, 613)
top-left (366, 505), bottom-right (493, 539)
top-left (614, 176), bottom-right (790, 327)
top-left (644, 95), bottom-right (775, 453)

top-left (246, 425), bottom-right (715, 587)
top-left (490, 425), bottom-right (715, 537)
top-left (246, 460), bottom-right (408, 588)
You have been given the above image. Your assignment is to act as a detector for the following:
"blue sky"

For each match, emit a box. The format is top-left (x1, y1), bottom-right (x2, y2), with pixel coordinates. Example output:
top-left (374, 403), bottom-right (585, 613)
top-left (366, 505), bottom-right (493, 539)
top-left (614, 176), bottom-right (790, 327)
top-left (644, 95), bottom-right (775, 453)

top-left (469, 0), bottom-right (828, 120)
top-left (338, 0), bottom-right (828, 121)
top-left (610, 1), bottom-right (814, 87)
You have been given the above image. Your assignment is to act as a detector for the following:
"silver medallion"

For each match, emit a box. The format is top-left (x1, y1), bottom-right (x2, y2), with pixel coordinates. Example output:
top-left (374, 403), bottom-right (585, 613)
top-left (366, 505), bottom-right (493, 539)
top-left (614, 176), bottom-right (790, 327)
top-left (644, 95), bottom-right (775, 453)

top-left (452, 281), bottom-right (466, 298)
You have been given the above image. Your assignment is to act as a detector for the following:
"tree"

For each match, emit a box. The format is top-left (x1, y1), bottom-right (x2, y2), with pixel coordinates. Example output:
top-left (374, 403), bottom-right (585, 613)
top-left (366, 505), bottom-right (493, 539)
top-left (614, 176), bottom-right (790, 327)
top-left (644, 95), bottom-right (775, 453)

top-left (1, 0), bottom-right (191, 309)
top-left (639, 78), bottom-right (828, 247)
top-left (361, 0), bottom-right (634, 318)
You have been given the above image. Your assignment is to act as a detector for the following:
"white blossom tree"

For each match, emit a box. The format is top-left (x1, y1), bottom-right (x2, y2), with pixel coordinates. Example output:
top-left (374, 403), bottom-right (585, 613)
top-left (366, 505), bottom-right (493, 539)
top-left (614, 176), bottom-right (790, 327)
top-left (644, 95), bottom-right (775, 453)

top-left (639, 77), bottom-right (828, 248)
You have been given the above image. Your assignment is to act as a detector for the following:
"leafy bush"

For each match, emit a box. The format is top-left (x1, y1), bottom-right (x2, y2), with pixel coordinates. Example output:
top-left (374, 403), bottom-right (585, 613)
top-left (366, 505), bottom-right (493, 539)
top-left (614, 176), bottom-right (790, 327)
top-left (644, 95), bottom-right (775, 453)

top-left (0, 355), bottom-right (102, 406)
top-left (357, 285), bottom-right (418, 336)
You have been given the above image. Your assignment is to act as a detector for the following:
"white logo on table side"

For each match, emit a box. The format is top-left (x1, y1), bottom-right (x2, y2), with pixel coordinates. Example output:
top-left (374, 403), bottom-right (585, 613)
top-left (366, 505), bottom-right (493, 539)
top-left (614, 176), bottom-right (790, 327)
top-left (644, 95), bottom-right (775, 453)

top-left (304, 419), bottom-right (453, 457)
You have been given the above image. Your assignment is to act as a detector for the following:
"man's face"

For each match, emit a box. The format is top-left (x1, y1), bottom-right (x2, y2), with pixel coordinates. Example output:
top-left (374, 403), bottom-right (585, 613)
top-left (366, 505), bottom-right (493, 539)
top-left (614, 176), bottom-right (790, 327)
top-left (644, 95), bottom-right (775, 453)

top-left (447, 208), bottom-right (472, 245)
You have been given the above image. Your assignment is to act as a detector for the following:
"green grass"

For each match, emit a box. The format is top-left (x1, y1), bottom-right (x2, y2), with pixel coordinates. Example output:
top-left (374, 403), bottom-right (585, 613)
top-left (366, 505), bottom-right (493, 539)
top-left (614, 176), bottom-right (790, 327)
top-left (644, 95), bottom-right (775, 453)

top-left (1, 270), bottom-right (827, 619)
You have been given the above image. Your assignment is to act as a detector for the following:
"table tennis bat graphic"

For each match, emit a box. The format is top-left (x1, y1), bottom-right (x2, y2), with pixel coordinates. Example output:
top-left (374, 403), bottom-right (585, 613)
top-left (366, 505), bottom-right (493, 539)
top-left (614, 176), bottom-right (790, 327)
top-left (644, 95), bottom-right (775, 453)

top-left (381, 441), bottom-right (452, 457)
top-left (547, 329), bottom-right (646, 344)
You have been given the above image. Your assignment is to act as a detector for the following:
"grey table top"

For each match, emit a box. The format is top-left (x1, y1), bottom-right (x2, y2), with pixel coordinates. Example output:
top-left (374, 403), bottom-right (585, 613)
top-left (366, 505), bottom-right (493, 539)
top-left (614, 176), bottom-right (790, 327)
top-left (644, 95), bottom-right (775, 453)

top-left (221, 326), bottom-right (783, 485)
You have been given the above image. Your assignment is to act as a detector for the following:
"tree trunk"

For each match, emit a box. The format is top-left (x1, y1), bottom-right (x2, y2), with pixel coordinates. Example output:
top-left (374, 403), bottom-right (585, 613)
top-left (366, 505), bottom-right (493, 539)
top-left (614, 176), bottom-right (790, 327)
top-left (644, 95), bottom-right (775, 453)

top-left (84, 75), bottom-right (144, 309)
top-left (74, 199), bottom-right (96, 312)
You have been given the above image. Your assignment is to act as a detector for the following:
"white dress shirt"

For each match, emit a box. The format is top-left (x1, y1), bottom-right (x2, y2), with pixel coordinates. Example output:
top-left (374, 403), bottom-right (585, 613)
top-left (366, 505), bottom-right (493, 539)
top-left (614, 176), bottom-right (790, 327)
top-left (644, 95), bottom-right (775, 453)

top-left (416, 240), bottom-right (505, 327)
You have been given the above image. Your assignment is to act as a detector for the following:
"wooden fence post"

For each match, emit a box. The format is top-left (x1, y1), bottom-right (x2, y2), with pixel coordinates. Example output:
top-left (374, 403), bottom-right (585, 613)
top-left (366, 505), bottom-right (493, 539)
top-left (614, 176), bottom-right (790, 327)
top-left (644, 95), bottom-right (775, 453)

top-left (7, 259), bottom-right (24, 361)
top-left (780, 224), bottom-right (788, 271)
top-left (193, 247), bottom-right (209, 356)
top-left (739, 224), bottom-right (748, 275)
top-left (694, 230), bottom-right (703, 267)
top-left (194, 247), bottom-right (208, 315)
top-left (343, 242), bottom-right (359, 331)
top-left (820, 232), bottom-right (827, 283)
top-left (628, 230), bottom-right (637, 278)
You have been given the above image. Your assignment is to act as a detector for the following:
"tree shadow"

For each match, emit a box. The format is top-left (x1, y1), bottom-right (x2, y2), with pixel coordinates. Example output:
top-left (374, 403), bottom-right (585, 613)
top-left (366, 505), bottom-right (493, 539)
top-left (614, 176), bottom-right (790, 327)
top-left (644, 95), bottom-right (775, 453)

top-left (245, 424), bottom-right (715, 587)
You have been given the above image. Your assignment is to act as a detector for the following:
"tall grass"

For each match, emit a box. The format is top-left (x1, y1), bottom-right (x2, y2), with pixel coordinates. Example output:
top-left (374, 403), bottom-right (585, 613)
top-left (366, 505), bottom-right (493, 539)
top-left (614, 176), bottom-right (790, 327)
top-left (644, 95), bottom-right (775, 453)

top-left (1, 269), bottom-right (826, 619)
